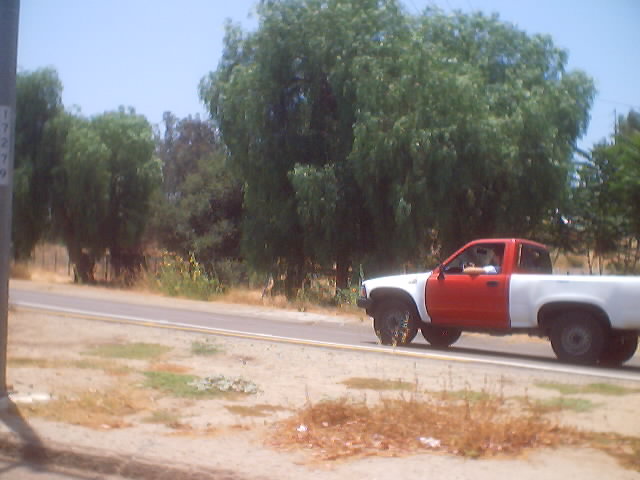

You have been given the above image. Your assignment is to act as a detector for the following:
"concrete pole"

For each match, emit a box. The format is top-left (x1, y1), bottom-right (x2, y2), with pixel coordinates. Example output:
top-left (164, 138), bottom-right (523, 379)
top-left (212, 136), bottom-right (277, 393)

top-left (0, 0), bottom-right (21, 399)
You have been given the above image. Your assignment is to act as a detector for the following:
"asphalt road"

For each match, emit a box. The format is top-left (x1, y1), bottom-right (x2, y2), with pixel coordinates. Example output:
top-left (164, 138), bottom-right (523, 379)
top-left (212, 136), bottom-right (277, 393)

top-left (8, 284), bottom-right (640, 383)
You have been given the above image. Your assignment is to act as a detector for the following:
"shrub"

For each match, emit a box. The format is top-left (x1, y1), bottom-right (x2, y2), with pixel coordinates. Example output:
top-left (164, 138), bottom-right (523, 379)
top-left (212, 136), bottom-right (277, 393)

top-left (153, 252), bottom-right (223, 300)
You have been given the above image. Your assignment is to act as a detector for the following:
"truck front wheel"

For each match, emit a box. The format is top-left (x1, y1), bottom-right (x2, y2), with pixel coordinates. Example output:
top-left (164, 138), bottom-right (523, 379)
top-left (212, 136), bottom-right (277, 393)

top-left (599, 332), bottom-right (638, 366)
top-left (373, 300), bottom-right (418, 346)
top-left (421, 325), bottom-right (461, 347)
top-left (550, 311), bottom-right (606, 365)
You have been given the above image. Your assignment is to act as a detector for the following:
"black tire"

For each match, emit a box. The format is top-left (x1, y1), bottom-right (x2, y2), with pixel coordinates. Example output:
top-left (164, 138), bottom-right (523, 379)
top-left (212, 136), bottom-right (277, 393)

top-left (421, 325), bottom-right (462, 347)
top-left (599, 332), bottom-right (638, 366)
top-left (373, 299), bottom-right (419, 346)
top-left (549, 311), bottom-right (606, 365)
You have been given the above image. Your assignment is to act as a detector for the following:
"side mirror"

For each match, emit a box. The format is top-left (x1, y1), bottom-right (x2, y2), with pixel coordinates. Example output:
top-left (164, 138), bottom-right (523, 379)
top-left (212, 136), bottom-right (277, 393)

top-left (437, 266), bottom-right (446, 280)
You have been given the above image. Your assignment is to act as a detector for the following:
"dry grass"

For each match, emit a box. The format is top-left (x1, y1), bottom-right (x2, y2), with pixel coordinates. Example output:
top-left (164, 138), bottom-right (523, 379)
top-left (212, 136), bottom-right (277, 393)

top-left (584, 433), bottom-right (640, 471)
top-left (9, 356), bottom-right (131, 376)
top-left (225, 404), bottom-right (289, 417)
top-left (147, 362), bottom-right (192, 374)
top-left (220, 287), bottom-right (361, 317)
top-left (20, 385), bottom-right (152, 429)
top-left (8, 357), bottom-right (61, 368)
top-left (141, 409), bottom-right (184, 426)
top-left (9, 262), bottom-right (32, 280)
top-left (270, 394), bottom-right (574, 461)
top-left (221, 288), bottom-right (281, 307)
top-left (341, 377), bottom-right (416, 391)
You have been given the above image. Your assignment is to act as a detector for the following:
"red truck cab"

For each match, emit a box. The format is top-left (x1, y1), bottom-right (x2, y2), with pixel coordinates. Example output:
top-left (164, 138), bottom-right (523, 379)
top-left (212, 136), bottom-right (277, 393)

top-left (426, 239), bottom-right (551, 329)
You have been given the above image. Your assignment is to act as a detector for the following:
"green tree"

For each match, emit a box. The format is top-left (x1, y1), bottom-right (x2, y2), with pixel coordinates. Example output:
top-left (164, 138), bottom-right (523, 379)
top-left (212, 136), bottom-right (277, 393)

top-left (92, 109), bottom-right (160, 279)
top-left (571, 147), bottom-right (623, 273)
top-left (201, 1), bottom-right (595, 290)
top-left (51, 113), bottom-right (110, 282)
top-left (52, 109), bottom-right (160, 282)
top-left (350, 9), bottom-right (595, 257)
top-left (201, 0), bottom-right (406, 293)
top-left (566, 111), bottom-right (640, 274)
top-left (152, 114), bottom-right (243, 268)
top-left (12, 68), bottom-right (63, 260)
top-left (611, 111), bottom-right (640, 242)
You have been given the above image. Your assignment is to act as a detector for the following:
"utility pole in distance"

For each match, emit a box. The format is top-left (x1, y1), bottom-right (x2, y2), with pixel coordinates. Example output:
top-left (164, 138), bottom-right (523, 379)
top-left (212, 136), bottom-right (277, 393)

top-left (0, 0), bottom-right (21, 400)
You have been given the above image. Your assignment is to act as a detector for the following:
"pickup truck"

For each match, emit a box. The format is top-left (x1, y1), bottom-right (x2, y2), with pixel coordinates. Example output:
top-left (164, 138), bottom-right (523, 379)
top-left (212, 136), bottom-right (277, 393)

top-left (357, 238), bottom-right (640, 366)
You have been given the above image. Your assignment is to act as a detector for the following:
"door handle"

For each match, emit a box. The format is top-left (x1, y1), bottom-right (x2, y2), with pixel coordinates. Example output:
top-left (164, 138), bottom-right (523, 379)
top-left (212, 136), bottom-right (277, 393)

top-left (486, 281), bottom-right (499, 287)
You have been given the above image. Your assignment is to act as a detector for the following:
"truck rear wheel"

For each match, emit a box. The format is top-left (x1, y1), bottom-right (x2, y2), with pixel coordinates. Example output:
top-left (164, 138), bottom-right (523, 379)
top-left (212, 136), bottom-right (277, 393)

top-left (599, 332), bottom-right (638, 366)
top-left (421, 325), bottom-right (461, 347)
top-left (549, 311), bottom-right (606, 365)
top-left (373, 300), bottom-right (418, 346)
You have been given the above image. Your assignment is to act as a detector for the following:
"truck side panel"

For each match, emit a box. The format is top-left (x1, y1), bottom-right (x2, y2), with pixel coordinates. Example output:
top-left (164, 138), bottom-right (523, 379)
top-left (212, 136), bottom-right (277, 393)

top-left (509, 274), bottom-right (640, 330)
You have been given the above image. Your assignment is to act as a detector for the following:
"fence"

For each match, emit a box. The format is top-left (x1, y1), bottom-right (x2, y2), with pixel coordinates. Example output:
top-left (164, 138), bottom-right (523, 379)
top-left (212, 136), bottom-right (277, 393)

top-left (22, 243), bottom-right (115, 282)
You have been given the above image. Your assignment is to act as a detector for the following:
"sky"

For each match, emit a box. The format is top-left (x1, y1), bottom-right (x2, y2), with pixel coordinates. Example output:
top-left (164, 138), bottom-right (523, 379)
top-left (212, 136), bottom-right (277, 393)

top-left (16, 0), bottom-right (640, 150)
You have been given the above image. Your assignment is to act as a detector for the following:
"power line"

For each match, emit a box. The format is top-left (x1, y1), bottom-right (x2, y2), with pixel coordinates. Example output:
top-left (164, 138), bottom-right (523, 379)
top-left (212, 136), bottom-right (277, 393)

top-left (596, 98), bottom-right (640, 110)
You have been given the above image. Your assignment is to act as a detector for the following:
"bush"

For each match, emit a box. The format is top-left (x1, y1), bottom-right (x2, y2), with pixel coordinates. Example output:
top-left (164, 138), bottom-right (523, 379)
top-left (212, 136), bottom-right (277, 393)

top-left (153, 252), bottom-right (223, 300)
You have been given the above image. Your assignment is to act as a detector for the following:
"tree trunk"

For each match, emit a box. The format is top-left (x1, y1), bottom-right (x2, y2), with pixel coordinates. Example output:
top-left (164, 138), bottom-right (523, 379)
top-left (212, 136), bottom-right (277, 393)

top-left (284, 262), bottom-right (305, 300)
top-left (67, 243), bottom-right (96, 284)
top-left (335, 254), bottom-right (350, 293)
top-left (110, 247), bottom-right (145, 285)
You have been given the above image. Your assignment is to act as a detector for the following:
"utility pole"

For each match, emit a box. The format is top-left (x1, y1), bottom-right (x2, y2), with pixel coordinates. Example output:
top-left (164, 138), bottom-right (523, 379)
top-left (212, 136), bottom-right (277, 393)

top-left (0, 0), bottom-right (21, 400)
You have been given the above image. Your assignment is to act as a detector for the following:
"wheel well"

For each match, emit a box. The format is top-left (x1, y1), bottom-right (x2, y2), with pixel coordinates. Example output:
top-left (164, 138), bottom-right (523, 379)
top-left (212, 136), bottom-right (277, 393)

top-left (537, 302), bottom-right (611, 335)
top-left (369, 289), bottom-right (419, 318)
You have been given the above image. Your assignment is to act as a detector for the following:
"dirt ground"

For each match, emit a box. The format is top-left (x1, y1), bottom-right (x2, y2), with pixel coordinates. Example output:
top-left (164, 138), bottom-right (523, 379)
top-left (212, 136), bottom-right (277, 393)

top-left (2, 280), bottom-right (640, 479)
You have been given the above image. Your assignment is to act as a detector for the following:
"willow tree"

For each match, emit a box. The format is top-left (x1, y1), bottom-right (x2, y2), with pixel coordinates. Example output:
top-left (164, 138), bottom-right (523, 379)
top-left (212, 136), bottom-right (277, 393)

top-left (349, 9), bottom-right (596, 257)
top-left (13, 68), bottom-right (63, 260)
top-left (51, 109), bottom-right (160, 282)
top-left (152, 114), bottom-right (243, 267)
top-left (201, 0), bottom-right (406, 292)
top-left (201, 1), bottom-right (596, 290)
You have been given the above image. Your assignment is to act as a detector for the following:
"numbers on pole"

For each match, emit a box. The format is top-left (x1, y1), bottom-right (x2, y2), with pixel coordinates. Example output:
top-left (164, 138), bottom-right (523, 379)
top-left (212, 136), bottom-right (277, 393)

top-left (0, 106), bottom-right (10, 186)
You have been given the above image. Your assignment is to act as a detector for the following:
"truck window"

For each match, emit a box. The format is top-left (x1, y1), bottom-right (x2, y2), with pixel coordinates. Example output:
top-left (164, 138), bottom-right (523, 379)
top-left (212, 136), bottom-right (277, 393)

top-left (518, 244), bottom-right (552, 274)
top-left (444, 243), bottom-right (505, 274)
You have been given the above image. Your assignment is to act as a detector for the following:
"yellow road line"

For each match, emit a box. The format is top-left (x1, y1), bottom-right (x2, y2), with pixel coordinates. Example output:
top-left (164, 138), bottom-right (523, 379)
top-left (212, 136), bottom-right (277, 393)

top-left (12, 304), bottom-right (640, 382)
top-left (13, 304), bottom-right (468, 363)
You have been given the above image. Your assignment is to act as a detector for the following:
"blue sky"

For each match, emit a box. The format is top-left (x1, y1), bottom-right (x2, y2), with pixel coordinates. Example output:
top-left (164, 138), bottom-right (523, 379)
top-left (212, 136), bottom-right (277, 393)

top-left (17, 0), bottom-right (640, 150)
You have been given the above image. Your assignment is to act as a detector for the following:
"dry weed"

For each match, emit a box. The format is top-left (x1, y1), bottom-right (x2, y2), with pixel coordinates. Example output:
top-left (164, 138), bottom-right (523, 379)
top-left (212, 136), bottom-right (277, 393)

top-left (147, 362), bottom-right (192, 374)
top-left (9, 262), bottom-right (31, 280)
top-left (225, 404), bottom-right (289, 417)
top-left (270, 394), bottom-right (574, 461)
top-left (20, 385), bottom-right (152, 429)
top-left (9, 356), bottom-right (131, 376)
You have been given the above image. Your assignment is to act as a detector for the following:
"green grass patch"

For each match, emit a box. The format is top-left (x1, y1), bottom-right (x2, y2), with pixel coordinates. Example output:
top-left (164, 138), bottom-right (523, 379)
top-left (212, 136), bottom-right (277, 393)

top-left (438, 389), bottom-right (492, 403)
top-left (8, 357), bottom-right (52, 368)
top-left (142, 371), bottom-right (216, 398)
top-left (341, 377), bottom-right (415, 391)
top-left (143, 371), bottom-right (259, 398)
top-left (534, 397), bottom-right (598, 413)
top-left (141, 409), bottom-right (183, 425)
top-left (84, 343), bottom-right (171, 360)
top-left (191, 340), bottom-right (221, 356)
top-left (535, 381), bottom-right (639, 396)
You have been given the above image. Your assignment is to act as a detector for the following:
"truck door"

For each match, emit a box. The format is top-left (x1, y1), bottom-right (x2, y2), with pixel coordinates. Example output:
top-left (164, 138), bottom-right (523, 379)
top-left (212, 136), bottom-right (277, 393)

top-left (426, 243), bottom-right (509, 329)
